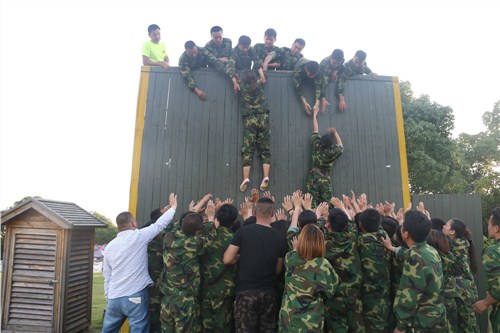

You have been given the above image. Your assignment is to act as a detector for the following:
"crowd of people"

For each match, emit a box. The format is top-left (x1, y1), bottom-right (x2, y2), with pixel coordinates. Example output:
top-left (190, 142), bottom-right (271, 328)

top-left (101, 187), bottom-right (499, 333)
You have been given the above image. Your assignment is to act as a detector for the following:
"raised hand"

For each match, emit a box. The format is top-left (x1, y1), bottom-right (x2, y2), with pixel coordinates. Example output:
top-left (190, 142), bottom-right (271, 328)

top-left (205, 200), bottom-right (216, 221)
top-left (282, 195), bottom-right (293, 214)
top-left (302, 193), bottom-right (313, 210)
top-left (276, 208), bottom-right (287, 221)
top-left (292, 190), bottom-right (303, 209)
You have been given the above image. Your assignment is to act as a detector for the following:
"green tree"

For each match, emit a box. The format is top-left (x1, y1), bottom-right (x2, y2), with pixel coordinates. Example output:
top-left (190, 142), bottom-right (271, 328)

top-left (91, 211), bottom-right (118, 244)
top-left (401, 81), bottom-right (460, 193)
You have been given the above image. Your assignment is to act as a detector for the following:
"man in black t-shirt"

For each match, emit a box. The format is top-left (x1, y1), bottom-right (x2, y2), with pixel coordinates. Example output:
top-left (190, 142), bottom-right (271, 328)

top-left (224, 197), bottom-right (287, 332)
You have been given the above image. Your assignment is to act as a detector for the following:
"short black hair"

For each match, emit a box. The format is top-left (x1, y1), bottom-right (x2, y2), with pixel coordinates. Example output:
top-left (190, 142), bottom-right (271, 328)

top-left (331, 49), bottom-right (344, 62)
top-left (403, 210), bottom-right (431, 243)
top-left (238, 35), bottom-right (251, 46)
top-left (359, 208), bottom-right (381, 232)
top-left (492, 207), bottom-right (500, 227)
top-left (381, 216), bottom-right (398, 238)
top-left (305, 61), bottom-right (319, 75)
top-left (328, 208), bottom-right (348, 232)
top-left (431, 218), bottom-right (446, 231)
top-left (319, 133), bottom-right (334, 148)
top-left (150, 208), bottom-right (163, 222)
top-left (210, 26), bottom-right (223, 34)
top-left (294, 38), bottom-right (305, 46)
top-left (241, 70), bottom-right (258, 84)
top-left (184, 40), bottom-right (196, 49)
top-left (216, 204), bottom-right (238, 228)
top-left (148, 24), bottom-right (160, 34)
top-left (264, 28), bottom-right (277, 38)
top-left (354, 50), bottom-right (367, 61)
top-left (181, 213), bottom-right (204, 236)
top-left (298, 210), bottom-right (317, 228)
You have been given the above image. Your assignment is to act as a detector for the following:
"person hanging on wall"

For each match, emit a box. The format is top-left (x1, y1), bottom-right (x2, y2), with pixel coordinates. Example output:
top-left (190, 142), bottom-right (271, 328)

top-left (142, 24), bottom-right (169, 70)
top-left (305, 107), bottom-right (343, 207)
top-left (236, 70), bottom-right (271, 193)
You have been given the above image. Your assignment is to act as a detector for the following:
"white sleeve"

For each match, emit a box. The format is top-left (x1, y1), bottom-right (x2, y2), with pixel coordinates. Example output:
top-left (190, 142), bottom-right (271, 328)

top-left (139, 207), bottom-right (176, 243)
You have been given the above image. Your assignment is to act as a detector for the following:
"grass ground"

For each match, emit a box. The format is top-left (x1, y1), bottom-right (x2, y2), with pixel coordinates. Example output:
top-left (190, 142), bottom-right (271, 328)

top-left (91, 272), bottom-right (106, 332)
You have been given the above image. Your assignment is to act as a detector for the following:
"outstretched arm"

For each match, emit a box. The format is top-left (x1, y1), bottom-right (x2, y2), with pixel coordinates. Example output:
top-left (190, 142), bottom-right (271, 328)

top-left (328, 128), bottom-right (342, 146)
top-left (313, 108), bottom-right (319, 133)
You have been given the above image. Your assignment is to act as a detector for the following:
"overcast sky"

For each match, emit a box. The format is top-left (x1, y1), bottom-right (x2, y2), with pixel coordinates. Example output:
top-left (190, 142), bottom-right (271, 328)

top-left (1, 0), bottom-right (498, 221)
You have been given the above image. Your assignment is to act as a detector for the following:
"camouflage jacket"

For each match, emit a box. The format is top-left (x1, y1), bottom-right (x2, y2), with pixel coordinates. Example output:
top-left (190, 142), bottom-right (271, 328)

top-left (159, 221), bottom-right (217, 297)
top-left (483, 239), bottom-right (500, 315)
top-left (310, 133), bottom-right (343, 173)
top-left (319, 56), bottom-right (344, 98)
top-left (293, 58), bottom-right (323, 100)
top-left (277, 47), bottom-right (303, 71)
top-left (324, 220), bottom-right (362, 293)
top-left (147, 237), bottom-right (163, 284)
top-left (437, 249), bottom-right (459, 299)
top-left (205, 38), bottom-right (232, 60)
top-left (225, 46), bottom-right (262, 78)
top-left (253, 43), bottom-right (282, 63)
top-left (337, 58), bottom-right (372, 95)
top-left (394, 242), bottom-right (446, 332)
top-left (199, 226), bottom-right (236, 297)
top-left (237, 79), bottom-right (268, 117)
top-left (357, 228), bottom-right (392, 296)
top-left (279, 251), bottom-right (339, 332)
top-left (179, 47), bottom-right (224, 90)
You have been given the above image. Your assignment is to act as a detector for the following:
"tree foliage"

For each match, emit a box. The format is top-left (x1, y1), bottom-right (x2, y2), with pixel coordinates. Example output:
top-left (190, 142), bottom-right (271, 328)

top-left (92, 211), bottom-right (118, 244)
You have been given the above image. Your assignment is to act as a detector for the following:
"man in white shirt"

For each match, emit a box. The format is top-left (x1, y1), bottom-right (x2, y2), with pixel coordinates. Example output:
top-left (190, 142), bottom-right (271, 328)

top-left (101, 193), bottom-right (177, 333)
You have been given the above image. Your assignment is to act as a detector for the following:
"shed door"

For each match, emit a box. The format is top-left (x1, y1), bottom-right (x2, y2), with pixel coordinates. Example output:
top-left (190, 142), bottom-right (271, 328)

top-left (3, 230), bottom-right (61, 332)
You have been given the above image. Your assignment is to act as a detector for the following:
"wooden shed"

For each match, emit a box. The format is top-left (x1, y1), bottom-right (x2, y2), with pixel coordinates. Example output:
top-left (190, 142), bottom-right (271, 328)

top-left (1, 197), bottom-right (107, 333)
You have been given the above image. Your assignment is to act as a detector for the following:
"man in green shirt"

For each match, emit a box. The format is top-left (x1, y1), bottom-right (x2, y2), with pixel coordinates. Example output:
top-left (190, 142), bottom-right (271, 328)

top-left (142, 24), bottom-right (169, 69)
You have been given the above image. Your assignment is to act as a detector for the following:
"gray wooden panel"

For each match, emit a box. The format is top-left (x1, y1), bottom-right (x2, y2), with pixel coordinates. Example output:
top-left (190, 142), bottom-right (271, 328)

top-left (411, 194), bottom-right (488, 332)
top-left (136, 68), bottom-right (406, 223)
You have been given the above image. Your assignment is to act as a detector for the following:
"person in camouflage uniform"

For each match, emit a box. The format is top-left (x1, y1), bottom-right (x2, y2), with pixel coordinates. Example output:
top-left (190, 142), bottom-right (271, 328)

top-left (337, 50), bottom-right (377, 112)
top-left (254, 28), bottom-right (282, 71)
top-left (278, 224), bottom-right (339, 332)
top-left (236, 70), bottom-right (271, 192)
top-left (318, 49), bottom-right (345, 113)
top-left (274, 38), bottom-right (305, 71)
top-left (159, 210), bottom-right (218, 333)
top-left (393, 210), bottom-right (446, 333)
top-left (305, 108), bottom-right (343, 208)
top-left (323, 208), bottom-right (365, 333)
top-left (199, 204), bottom-right (238, 333)
top-left (473, 207), bottom-right (500, 332)
top-left (357, 208), bottom-right (392, 333)
top-left (293, 58), bottom-right (322, 115)
top-left (225, 35), bottom-right (265, 93)
top-left (179, 41), bottom-right (225, 101)
top-left (443, 218), bottom-right (480, 333)
top-left (205, 26), bottom-right (232, 65)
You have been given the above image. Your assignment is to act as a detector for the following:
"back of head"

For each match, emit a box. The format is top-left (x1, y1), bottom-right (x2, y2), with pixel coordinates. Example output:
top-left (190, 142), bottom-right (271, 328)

top-left (403, 210), bottom-right (431, 243)
top-left (255, 197), bottom-right (274, 218)
top-left (492, 207), bottom-right (500, 227)
top-left (298, 210), bottom-right (317, 228)
top-left (359, 208), bottom-right (381, 232)
top-left (328, 208), bottom-right (348, 232)
top-left (210, 25), bottom-right (223, 34)
top-left (426, 229), bottom-right (450, 253)
top-left (331, 49), bottom-right (344, 63)
top-left (181, 212), bottom-right (204, 236)
top-left (431, 218), bottom-right (446, 231)
top-left (148, 24), bottom-right (160, 34)
top-left (264, 28), bottom-right (277, 38)
top-left (305, 61), bottom-right (319, 75)
top-left (354, 50), bottom-right (367, 61)
top-left (319, 133), bottom-right (334, 148)
top-left (297, 224), bottom-right (325, 260)
top-left (241, 70), bottom-right (258, 84)
top-left (381, 216), bottom-right (399, 238)
top-left (294, 38), bottom-right (306, 47)
top-left (150, 208), bottom-right (163, 223)
top-left (116, 212), bottom-right (134, 230)
top-left (216, 204), bottom-right (238, 228)
top-left (238, 35), bottom-right (251, 46)
top-left (184, 40), bottom-right (196, 49)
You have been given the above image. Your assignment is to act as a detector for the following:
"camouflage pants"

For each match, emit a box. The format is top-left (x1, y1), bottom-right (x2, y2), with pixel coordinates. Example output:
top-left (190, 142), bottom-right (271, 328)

top-left (445, 297), bottom-right (458, 333)
top-left (160, 293), bottom-right (200, 333)
top-left (200, 293), bottom-right (235, 333)
top-left (362, 292), bottom-right (391, 333)
top-left (241, 113), bottom-right (270, 166)
top-left (234, 290), bottom-right (278, 333)
top-left (305, 169), bottom-right (331, 207)
top-left (148, 285), bottom-right (162, 333)
top-left (491, 303), bottom-right (499, 333)
top-left (455, 297), bottom-right (479, 333)
top-left (325, 289), bottom-right (365, 333)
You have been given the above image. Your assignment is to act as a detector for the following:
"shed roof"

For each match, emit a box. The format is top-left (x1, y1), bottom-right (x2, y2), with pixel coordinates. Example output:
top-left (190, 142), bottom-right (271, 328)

top-left (1, 197), bottom-right (108, 229)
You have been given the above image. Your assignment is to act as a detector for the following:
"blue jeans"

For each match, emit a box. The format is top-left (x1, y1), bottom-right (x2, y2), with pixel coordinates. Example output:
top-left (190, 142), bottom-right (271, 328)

top-left (102, 287), bottom-right (150, 333)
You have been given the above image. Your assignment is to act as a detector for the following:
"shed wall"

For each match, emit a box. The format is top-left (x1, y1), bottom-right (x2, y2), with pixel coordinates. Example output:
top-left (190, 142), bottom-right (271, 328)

top-left (131, 67), bottom-right (409, 223)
